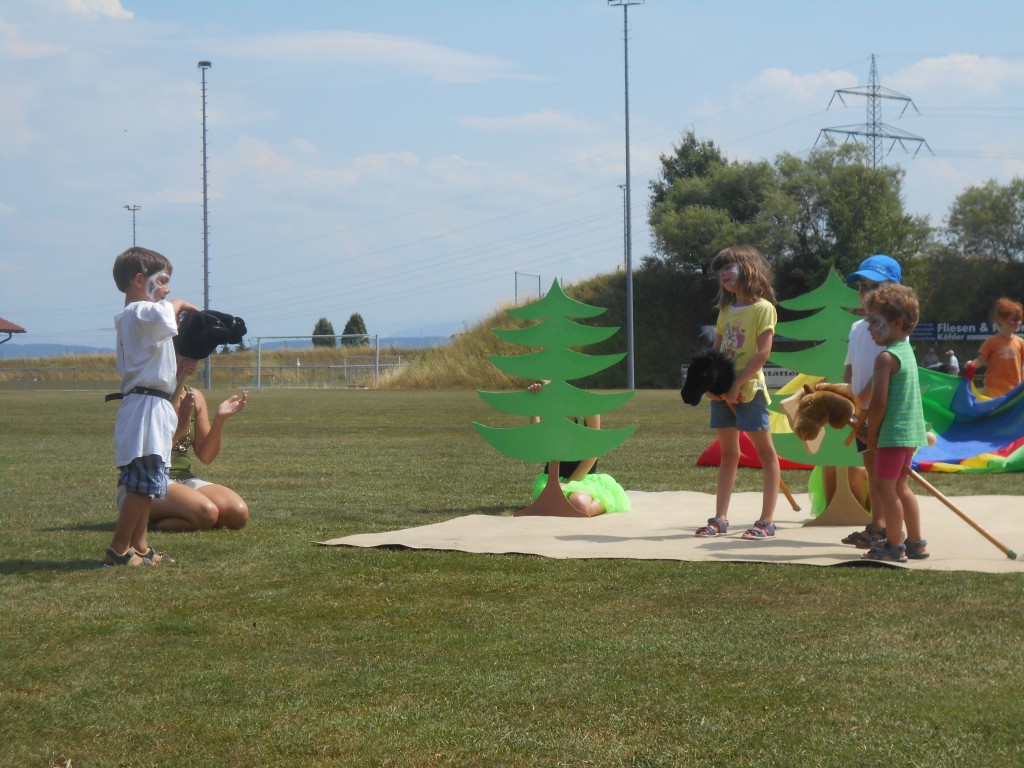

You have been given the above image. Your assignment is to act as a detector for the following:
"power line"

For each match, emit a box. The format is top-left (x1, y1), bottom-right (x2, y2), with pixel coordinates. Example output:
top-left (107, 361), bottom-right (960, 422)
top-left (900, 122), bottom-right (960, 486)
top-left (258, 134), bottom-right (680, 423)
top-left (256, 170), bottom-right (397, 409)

top-left (251, 241), bottom-right (624, 326)
top-left (225, 208), bottom-right (625, 312)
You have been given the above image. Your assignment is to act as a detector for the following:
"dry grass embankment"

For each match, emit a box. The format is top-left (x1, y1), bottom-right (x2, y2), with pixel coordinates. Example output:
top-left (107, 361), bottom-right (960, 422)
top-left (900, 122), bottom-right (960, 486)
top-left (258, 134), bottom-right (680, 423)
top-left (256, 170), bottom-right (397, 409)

top-left (2, 300), bottom-right (575, 391)
top-left (378, 305), bottom-right (527, 390)
top-left (0, 345), bottom-right (428, 386)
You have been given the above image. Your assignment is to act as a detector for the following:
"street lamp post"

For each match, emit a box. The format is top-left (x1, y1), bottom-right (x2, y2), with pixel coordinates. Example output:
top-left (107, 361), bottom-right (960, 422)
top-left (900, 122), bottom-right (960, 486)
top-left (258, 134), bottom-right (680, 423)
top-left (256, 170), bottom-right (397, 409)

top-left (123, 204), bottom-right (141, 246)
top-left (198, 60), bottom-right (212, 389)
top-left (608, 0), bottom-right (643, 390)
top-left (514, 271), bottom-right (542, 305)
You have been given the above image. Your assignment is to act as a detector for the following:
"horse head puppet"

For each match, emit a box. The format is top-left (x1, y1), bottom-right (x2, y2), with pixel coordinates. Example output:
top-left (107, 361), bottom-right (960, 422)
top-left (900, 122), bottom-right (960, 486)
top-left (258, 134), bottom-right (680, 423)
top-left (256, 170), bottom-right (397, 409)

top-left (680, 349), bottom-right (735, 406)
top-left (792, 382), bottom-right (860, 442)
top-left (174, 309), bottom-right (248, 360)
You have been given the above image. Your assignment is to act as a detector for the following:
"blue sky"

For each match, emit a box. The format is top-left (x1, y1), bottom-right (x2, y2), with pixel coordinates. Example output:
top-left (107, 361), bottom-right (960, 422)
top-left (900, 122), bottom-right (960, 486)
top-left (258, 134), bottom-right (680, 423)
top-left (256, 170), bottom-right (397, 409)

top-left (2, 0), bottom-right (1022, 348)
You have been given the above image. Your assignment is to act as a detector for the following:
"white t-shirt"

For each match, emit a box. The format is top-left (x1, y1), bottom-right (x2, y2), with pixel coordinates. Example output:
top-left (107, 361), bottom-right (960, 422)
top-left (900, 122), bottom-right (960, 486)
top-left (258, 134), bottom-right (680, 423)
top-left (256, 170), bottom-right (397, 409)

top-left (845, 319), bottom-right (884, 404)
top-left (113, 300), bottom-right (178, 467)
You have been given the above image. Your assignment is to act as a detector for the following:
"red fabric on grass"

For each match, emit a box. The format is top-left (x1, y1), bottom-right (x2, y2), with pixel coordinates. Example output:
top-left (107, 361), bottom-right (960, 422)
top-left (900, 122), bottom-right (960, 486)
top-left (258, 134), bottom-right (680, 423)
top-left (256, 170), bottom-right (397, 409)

top-left (697, 432), bottom-right (812, 470)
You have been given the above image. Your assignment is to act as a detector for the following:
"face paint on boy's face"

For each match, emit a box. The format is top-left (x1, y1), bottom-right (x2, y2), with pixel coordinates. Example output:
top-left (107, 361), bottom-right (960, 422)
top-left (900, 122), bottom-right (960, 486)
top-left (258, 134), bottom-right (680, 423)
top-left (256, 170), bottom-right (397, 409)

top-left (146, 271), bottom-right (170, 301)
top-left (866, 313), bottom-right (890, 341)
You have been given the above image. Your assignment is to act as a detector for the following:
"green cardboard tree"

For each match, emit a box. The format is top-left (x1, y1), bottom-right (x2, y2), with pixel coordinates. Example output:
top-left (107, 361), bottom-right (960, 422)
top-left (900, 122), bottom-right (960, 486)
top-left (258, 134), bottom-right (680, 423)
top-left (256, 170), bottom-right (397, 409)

top-left (769, 268), bottom-right (869, 525)
top-left (473, 280), bottom-right (636, 517)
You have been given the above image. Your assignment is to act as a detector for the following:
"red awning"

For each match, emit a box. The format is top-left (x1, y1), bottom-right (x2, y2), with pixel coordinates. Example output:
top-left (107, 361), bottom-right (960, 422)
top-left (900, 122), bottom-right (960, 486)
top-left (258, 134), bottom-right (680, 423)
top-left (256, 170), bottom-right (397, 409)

top-left (0, 316), bottom-right (27, 343)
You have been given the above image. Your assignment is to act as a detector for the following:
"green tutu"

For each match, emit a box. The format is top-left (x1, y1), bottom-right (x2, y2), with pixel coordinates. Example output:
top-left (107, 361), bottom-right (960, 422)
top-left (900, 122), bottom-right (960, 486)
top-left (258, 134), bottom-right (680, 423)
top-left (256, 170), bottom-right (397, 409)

top-left (532, 472), bottom-right (631, 514)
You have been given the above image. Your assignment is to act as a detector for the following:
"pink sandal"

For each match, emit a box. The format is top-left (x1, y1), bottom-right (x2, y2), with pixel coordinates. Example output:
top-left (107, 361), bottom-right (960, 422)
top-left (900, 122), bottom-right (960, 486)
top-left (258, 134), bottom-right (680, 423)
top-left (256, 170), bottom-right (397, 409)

top-left (695, 517), bottom-right (729, 537)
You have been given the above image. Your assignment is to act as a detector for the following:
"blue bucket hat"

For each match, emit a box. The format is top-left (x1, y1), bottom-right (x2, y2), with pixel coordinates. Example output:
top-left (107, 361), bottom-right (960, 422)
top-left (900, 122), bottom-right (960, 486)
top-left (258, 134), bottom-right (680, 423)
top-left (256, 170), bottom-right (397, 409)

top-left (845, 254), bottom-right (902, 286)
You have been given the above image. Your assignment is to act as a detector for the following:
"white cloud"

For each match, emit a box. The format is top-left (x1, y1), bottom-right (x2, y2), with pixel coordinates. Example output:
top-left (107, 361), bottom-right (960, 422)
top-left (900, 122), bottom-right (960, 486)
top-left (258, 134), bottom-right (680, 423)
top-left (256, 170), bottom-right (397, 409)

top-left (61, 0), bottom-right (132, 20)
top-left (0, 201), bottom-right (14, 215)
top-left (741, 67), bottom-right (857, 105)
top-left (692, 66), bottom-right (856, 125)
top-left (231, 135), bottom-right (296, 175)
top-left (218, 30), bottom-right (524, 83)
top-left (893, 54), bottom-right (1024, 97)
top-left (0, 20), bottom-right (67, 59)
top-left (288, 138), bottom-right (320, 158)
top-left (461, 109), bottom-right (595, 133)
top-left (305, 150), bottom-right (418, 188)
top-left (306, 166), bottom-right (360, 187)
top-left (353, 151), bottom-right (418, 174)
top-left (425, 154), bottom-right (488, 187)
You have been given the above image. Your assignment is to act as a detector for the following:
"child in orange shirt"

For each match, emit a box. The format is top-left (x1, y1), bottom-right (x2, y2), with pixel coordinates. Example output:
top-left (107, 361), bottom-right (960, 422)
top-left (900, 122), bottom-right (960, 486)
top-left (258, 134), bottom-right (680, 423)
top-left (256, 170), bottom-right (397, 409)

top-left (963, 298), bottom-right (1024, 397)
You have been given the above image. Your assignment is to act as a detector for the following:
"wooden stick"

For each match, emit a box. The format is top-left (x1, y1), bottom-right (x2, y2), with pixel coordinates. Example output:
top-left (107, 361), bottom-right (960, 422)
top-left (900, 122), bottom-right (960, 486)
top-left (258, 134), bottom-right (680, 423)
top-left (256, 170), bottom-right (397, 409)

top-left (776, 473), bottom-right (800, 511)
top-left (905, 468), bottom-right (1017, 560)
top-left (844, 416), bottom-right (1016, 559)
top-left (844, 412), bottom-right (868, 446)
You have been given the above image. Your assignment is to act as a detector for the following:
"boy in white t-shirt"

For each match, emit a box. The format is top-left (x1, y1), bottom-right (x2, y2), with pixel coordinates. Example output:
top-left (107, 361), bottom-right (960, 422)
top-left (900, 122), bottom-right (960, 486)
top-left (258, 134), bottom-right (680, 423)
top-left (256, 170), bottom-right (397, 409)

top-left (104, 247), bottom-right (197, 566)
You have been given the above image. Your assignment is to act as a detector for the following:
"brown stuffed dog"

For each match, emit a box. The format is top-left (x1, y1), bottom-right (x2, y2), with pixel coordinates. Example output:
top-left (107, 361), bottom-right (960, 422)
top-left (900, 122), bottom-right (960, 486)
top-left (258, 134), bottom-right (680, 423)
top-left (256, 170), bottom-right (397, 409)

top-left (793, 382), bottom-right (860, 442)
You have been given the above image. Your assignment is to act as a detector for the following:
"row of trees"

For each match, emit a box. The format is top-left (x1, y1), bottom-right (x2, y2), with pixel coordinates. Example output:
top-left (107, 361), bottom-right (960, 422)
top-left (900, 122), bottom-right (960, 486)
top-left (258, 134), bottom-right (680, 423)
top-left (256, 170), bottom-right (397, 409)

top-left (312, 313), bottom-right (369, 348)
top-left (570, 132), bottom-right (1024, 388)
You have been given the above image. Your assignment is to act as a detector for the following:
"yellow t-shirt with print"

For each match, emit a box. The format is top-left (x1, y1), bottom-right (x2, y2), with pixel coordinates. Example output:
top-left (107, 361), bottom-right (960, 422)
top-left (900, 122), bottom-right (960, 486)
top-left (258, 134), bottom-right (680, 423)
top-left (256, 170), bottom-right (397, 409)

top-left (715, 298), bottom-right (777, 404)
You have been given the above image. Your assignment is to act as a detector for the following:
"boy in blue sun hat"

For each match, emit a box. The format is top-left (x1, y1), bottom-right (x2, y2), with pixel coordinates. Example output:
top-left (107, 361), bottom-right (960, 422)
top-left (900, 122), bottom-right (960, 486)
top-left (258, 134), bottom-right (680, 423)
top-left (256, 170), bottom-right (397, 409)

top-left (845, 253), bottom-right (902, 287)
top-left (830, 255), bottom-right (924, 555)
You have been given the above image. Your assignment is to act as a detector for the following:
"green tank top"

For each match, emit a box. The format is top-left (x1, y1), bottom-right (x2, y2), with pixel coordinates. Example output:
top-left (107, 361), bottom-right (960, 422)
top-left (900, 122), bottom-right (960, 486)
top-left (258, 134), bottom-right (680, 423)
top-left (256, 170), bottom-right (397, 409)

top-left (878, 339), bottom-right (927, 449)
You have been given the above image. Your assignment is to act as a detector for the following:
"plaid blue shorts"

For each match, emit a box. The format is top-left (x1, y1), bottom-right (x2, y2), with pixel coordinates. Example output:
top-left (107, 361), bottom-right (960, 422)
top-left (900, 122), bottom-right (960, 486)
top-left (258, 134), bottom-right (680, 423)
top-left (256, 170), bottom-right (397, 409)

top-left (117, 454), bottom-right (169, 500)
top-left (709, 397), bottom-right (771, 432)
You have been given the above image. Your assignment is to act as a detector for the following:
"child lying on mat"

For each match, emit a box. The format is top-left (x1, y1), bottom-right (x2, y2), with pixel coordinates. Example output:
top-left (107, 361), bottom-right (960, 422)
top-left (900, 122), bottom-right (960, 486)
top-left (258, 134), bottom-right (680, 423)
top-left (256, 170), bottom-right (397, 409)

top-left (527, 381), bottom-right (630, 516)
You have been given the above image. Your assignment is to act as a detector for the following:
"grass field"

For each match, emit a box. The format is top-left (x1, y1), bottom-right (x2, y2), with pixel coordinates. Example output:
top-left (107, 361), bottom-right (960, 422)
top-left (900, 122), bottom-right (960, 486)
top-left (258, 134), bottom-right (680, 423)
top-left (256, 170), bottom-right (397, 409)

top-left (2, 389), bottom-right (1023, 767)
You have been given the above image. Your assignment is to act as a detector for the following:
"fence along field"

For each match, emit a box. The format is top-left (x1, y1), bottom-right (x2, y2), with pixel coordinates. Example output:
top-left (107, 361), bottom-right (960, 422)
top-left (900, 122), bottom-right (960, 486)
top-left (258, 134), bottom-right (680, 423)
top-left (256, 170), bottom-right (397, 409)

top-left (0, 335), bottom-right (413, 391)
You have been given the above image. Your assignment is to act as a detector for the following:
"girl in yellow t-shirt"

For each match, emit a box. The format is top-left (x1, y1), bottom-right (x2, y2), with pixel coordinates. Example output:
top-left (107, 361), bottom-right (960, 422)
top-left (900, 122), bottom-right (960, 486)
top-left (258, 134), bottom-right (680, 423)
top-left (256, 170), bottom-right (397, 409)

top-left (695, 245), bottom-right (781, 541)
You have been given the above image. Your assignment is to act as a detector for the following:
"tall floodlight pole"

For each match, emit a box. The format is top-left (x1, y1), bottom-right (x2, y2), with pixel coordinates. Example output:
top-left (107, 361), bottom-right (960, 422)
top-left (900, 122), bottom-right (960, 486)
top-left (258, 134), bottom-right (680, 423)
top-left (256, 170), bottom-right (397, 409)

top-left (618, 184), bottom-right (626, 269)
top-left (609, 0), bottom-right (642, 390)
top-left (123, 204), bottom-right (141, 246)
top-left (198, 60), bottom-right (212, 389)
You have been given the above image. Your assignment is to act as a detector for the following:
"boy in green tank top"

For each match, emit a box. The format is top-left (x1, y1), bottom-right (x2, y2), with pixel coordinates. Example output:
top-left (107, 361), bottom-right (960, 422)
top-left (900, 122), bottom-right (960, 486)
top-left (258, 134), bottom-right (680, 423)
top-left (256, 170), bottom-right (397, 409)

top-left (861, 284), bottom-right (929, 563)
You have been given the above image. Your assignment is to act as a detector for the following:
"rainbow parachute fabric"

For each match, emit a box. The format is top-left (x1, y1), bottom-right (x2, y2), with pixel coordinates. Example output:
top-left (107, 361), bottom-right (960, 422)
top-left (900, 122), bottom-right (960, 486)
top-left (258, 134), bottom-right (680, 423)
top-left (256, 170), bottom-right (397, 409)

top-left (915, 369), bottom-right (1024, 473)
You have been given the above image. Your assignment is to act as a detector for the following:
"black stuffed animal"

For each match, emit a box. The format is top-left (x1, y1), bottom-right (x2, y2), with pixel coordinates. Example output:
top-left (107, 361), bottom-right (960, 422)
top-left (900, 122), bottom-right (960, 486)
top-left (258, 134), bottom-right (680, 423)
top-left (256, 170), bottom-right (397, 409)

top-left (174, 309), bottom-right (247, 360)
top-left (680, 349), bottom-right (735, 406)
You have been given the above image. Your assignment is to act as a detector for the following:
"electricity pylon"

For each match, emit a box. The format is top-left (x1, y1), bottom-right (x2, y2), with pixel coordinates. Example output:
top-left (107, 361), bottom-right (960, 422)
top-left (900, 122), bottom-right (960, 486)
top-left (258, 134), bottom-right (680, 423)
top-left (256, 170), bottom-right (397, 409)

top-left (817, 54), bottom-right (931, 168)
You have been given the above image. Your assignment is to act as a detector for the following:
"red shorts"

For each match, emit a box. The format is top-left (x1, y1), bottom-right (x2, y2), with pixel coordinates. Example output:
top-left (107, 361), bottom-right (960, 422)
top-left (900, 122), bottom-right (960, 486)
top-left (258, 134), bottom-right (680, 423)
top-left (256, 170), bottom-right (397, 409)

top-left (874, 446), bottom-right (915, 481)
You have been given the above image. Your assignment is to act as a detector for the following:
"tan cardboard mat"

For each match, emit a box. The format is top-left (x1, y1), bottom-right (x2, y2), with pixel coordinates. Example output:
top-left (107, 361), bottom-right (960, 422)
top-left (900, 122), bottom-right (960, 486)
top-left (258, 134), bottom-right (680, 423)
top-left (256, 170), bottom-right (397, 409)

top-left (319, 491), bottom-right (1024, 573)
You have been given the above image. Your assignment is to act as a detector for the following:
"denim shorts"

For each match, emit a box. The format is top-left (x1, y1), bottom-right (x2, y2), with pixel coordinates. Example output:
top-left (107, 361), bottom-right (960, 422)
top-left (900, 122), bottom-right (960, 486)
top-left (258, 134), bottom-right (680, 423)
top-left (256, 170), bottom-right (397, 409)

top-left (117, 454), bottom-right (169, 501)
top-left (709, 397), bottom-right (771, 432)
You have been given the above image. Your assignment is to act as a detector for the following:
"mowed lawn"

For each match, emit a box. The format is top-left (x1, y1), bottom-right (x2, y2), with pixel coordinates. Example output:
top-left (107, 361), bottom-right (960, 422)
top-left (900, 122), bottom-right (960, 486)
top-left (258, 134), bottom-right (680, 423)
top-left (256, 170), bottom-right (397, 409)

top-left (2, 389), bottom-right (1023, 768)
